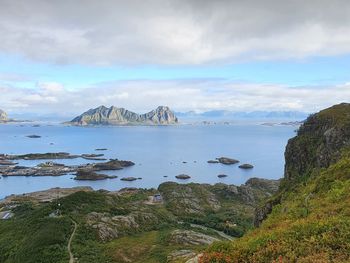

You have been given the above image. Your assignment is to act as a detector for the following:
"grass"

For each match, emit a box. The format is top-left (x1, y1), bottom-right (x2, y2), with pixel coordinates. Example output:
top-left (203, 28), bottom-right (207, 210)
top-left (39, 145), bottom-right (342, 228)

top-left (201, 152), bottom-right (350, 262)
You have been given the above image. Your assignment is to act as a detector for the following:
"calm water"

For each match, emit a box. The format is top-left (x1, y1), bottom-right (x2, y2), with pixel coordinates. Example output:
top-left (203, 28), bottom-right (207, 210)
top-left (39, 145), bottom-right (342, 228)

top-left (0, 123), bottom-right (296, 199)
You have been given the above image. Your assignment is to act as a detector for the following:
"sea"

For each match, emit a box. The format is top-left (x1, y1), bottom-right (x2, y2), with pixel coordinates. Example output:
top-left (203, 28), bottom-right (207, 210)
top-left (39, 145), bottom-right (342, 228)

top-left (0, 121), bottom-right (297, 199)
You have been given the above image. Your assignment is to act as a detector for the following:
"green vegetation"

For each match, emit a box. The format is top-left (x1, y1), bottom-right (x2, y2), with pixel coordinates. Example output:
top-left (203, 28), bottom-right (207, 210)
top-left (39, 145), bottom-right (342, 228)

top-left (202, 153), bottom-right (350, 262)
top-left (0, 179), bottom-right (276, 262)
top-left (0, 203), bottom-right (72, 263)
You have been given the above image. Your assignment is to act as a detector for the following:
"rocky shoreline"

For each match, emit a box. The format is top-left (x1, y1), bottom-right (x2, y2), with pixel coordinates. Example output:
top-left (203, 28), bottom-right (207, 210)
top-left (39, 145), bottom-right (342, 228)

top-left (0, 152), bottom-right (135, 180)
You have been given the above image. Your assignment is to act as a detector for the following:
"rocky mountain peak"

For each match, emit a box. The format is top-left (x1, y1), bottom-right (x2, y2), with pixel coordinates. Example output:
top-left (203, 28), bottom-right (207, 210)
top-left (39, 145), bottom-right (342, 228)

top-left (0, 109), bottom-right (8, 121)
top-left (67, 106), bottom-right (178, 125)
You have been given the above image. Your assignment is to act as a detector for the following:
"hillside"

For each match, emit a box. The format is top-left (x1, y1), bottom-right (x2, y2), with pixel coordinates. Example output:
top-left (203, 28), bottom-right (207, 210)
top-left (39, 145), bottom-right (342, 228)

top-left (0, 178), bottom-right (278, 263)
top-left (201, 103), bottom-right (350, 262)
top-left (66, 106), bottom-right (178, 126)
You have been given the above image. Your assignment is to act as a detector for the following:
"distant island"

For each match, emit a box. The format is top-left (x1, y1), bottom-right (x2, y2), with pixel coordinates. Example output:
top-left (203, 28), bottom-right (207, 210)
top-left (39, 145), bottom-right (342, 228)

top-left (0, 109), bottom-right (8, 122)
top-left (65, 105), bottom-right (178, 126)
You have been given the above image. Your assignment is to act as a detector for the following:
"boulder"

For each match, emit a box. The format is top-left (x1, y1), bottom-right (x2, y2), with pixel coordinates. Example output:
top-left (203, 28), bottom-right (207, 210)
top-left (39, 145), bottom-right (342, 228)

top-left (176, 174), bottom-right (191, 179)
top-left (216, 157), bottom-right (239, 165)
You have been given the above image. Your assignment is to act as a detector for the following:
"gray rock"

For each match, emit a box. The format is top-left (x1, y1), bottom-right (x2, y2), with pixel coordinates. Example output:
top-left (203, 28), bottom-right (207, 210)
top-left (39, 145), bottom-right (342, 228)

top-left (120, 177), bottom-right (138, 181)
top-left (238, 163), bottom-right (254, 169)
top-left (66, 105), bottom-right (178, 125)
top-left (216, 157), bottom-right (239, 165)
top-left (169, 230), bottom-right (219, 245)
top-left (176, 174), bottom-right (191, 179)
top-left (167, 250), bottom-right (197, 262)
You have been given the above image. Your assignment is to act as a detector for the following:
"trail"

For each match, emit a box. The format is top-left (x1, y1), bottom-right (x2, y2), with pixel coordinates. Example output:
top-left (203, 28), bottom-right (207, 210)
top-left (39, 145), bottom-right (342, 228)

top-left (68, 219), bottom-right (77, 263)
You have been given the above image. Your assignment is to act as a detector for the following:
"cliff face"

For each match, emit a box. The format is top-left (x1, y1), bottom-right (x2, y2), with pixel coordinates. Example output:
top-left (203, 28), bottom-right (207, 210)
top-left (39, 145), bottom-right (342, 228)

top-left (255, 103), bottom-right (350, 226)
top-left (0, 109), bottom-right (8, 122)
top-left (284, 103), bottom-right (350, 184)
top-left (68, 105), bottom-right (178, 125)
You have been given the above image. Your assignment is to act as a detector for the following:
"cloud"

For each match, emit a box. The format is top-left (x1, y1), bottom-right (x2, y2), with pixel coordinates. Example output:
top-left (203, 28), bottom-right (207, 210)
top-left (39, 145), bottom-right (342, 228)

top-left (1, 79), bottom-right (350, 117)
top-left (1, 0), bottom-right (350, 65)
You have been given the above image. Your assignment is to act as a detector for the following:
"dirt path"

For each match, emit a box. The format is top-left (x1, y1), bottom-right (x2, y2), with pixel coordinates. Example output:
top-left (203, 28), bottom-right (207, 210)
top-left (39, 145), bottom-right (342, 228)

top-left (68, 219), bottom-right (77, 263)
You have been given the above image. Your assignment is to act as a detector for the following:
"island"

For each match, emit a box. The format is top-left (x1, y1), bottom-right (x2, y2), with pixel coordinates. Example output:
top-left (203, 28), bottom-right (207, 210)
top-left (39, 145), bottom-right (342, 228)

top-left (65, 105), bottom-right (178, 126)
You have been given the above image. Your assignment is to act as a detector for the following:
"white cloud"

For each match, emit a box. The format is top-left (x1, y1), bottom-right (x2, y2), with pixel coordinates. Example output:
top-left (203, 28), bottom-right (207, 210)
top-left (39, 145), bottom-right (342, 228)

top-left (1, 79), bottom-right (350, 117)
top-left (1, 0), bottom-right (350, 65)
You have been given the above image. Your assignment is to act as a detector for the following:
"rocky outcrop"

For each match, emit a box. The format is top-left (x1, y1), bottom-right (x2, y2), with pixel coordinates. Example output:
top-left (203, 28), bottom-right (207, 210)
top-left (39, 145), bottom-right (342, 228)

top-left (0, 155), bottom-right (134, 177)
top-left (0, 109), bottom-right (7, 122)
top-left (74, 169), bottom-right (117, 180)
top-left (239, 163), bottom-right (254, 169)
top-left (167, 250), bottom-right (197, 262)
top-left (159, 179), bottom-right (280, 217)
top-left (86, 211), bottom-right (161, 242)
top-left (67, 105), bottom-right (178, 126)
top-left (255, 103), bottom-right (350, 226)
top-left (169, 230), bottom-right (219, 245)
top-left (284, 103), bottom-right (350, 184)
top-left (216, 157), bottom-right (239, 165)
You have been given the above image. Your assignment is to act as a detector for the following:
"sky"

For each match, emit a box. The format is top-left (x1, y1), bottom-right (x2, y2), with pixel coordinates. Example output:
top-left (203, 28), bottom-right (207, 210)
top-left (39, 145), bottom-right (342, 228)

top-left (1, 0), bottom-right (350, 117)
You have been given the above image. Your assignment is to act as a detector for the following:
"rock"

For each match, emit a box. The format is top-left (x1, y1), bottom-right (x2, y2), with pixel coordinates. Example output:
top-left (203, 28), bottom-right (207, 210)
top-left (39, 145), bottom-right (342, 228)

top-left (92, 159), bottom-right (135, 170)
top-left (37, 162), bottom-right (65, 168)
top-left (1, 186), bottom-right (93, 204)
top-left (0, 154), bottom-right (134, 177)
top-left (86, 211), bottom-right (160, 242)
top-left (6, 152), bottom-right (79, 160)
top-left (254, 104), bottom-right (350, 226)
top-left (0, 160), bottom-right (17, 165)
top-left (217, 174), bottom-right (228, 178)
top-left (176, 174), bottom-right (191, 179)
top-left (284, 103), bottom-right (350, 184)
top-left (158, 182), bottom-right (221, 215)
top-left (185, 254), bottom-right (203, 263)
top-left (216, 157), bottom-right (239, 165)
top-left (239, 163), bottom-right (254, 169)
top-left (167, 250), bottom-right (197, 262)
top-left (169, 230), bottom-right (219, 245)
top-left (26, 135), bottom-right (41, 138)
top-left (120, 177), bottom-right (138, 181)
top-left (81, 154), bottom-right (107, 160)
top-left (207, 160), bottom-right (219, 164)
top-left (74, 169), bottom-right (117, 181)
top-left (66, 105), bottom-right (178, 126)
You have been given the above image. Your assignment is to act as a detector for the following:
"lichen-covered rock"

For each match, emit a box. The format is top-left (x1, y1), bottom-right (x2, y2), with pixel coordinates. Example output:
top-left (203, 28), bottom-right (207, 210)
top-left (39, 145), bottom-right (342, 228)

top-left (86, 211), bottom-right (161, 242)
top-left (169, 230), bottom-right (219, 245)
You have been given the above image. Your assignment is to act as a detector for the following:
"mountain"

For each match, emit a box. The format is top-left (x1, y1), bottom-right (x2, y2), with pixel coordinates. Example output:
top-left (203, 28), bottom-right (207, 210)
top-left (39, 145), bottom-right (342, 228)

top-left (67, 106), bottom-right (178, 125)
top-left (202, 103), bottom-right (350, 262)
top-left (0, 109), bottom-right (8, 122)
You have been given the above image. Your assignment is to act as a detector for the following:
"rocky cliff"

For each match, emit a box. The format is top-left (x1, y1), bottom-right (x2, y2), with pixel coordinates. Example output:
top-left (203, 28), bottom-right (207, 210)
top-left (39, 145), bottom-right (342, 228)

top-left (0, 109), bottom-right (8, 122)
top-left (255, 103), bottom-right (350, 226)
top-left (284, 103), bottom-right (350, 184)
top-left (202, 103), bottom-right (350, 262)
top-left (67, 105), bottom-right (178, 125)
